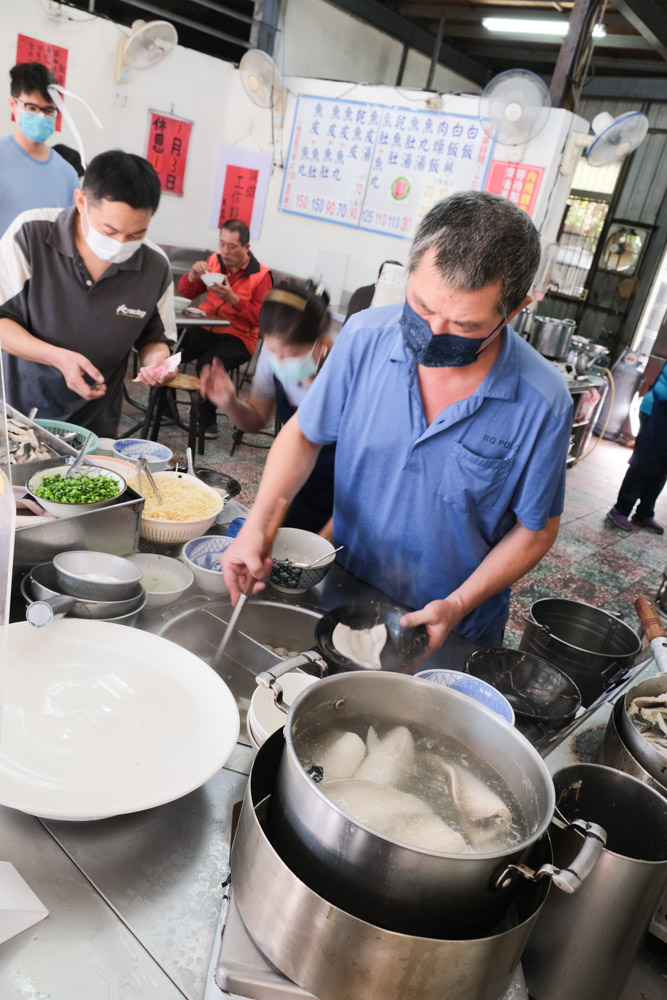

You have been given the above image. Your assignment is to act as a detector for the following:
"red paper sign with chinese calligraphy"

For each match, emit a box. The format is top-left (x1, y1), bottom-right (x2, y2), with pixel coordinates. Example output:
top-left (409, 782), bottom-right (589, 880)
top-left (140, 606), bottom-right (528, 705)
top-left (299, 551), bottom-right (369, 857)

top-left (484, 161), bottom-right (544, 216)
top-left (218, 166), bottom-right (258, 228)
top-left (146, 112), bottom-right (193, 196)
top-left (15, 35), bottom-right (68, 132)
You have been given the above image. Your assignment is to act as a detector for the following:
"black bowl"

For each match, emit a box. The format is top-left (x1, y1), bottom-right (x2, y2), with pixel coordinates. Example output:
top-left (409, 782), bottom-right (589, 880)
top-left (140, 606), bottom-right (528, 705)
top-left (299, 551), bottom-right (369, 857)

top-left (465, 648), bottom-right (582, 724)
top-left (316, 601), bottom-right (429, 673)
top-left (175, 466), bottom-right (241, 498)
top-left (196, 468), bottom-right (241, 498)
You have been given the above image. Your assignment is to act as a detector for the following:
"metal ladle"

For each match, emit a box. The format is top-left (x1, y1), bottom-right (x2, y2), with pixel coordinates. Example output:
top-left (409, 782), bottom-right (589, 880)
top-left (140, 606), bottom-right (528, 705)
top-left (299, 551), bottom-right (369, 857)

top-left (138, 457), bottom-right (163, 504)
top-left (65, 430), bottom-right (95, 478)
top-left (274, 545), bottom-right (344, 570)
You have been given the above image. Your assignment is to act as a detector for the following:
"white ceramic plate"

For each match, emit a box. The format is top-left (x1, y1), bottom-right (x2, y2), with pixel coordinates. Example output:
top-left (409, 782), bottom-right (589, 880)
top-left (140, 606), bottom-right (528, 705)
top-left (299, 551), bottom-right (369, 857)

top-left (0, 620), bottom-right (240, 820)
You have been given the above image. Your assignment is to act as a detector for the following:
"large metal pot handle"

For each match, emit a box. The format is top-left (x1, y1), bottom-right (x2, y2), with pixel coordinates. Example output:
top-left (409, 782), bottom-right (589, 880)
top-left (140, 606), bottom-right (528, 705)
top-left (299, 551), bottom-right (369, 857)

top-left (495, 819), bottom-right (606, 894)
top-left (521, 610), bottom-right (550, 635)
top-left (26, 594), bottom-right (76, 627)
top-left (256, 651), bottom-right (328, 715)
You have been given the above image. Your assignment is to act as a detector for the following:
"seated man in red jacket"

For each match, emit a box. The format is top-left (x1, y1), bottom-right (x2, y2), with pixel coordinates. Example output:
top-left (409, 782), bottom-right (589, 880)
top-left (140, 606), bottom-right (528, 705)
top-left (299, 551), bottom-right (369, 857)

top-left (178, 218), bottom-right (272, 437)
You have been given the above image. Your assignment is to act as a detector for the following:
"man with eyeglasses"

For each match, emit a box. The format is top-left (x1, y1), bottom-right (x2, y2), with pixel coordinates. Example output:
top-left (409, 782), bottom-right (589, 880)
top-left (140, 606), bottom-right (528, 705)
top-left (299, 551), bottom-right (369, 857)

top-left (222, 192), bottom-right (573, 665)
top-left (0, 62), bottom-right (79, 236)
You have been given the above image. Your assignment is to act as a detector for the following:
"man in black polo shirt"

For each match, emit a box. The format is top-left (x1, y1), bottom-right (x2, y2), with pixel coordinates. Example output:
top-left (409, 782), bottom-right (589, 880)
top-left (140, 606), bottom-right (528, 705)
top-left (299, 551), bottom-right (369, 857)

top-left (0, 150), bottom-right (176, 437)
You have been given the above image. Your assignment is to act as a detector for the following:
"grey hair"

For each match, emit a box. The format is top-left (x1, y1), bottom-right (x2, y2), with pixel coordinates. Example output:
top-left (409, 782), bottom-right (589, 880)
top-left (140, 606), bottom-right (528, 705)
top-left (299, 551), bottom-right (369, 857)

top-left (408, 191), bottom-right (542, 317)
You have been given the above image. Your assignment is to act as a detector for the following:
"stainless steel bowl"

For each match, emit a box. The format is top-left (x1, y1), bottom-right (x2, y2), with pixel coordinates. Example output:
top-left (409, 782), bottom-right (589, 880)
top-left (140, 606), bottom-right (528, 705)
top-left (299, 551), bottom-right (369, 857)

top-left (26, 563), bottom-right (146, 619)
top-left (53, 550), bottom-right (143, 601)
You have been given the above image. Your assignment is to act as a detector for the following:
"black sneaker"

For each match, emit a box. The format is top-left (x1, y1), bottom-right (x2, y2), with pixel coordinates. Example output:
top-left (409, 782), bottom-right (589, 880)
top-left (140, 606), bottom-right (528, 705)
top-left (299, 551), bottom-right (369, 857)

top-left (204, 423), bottom-right (219, 439)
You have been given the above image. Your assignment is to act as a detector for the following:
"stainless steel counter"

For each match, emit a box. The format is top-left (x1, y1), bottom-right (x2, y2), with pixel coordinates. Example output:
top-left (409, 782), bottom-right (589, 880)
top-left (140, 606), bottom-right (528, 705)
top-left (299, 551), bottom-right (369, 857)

top-left (2, 557), bottom-right (666, 999)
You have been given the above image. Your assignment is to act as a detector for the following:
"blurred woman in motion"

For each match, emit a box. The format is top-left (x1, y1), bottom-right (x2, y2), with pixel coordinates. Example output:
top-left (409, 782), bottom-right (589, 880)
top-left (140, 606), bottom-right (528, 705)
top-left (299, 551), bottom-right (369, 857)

top-left (200, 279), bottom-right (334, 535)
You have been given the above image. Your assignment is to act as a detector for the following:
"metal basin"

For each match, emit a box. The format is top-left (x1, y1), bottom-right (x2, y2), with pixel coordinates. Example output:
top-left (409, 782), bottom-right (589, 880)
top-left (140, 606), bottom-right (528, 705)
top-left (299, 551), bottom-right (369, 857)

top-left (154, 599), bottom-right (323, 743)
top-left (599, 698), bottom-right (667, 798)
top-left (53, 550), bottom-right (143, 601)
top-left (520, 598), bottom-right (642, 706)
top-left (25, 563), bottom-right (145, 620)
top-left (618, 675), bottom-right (667, 788)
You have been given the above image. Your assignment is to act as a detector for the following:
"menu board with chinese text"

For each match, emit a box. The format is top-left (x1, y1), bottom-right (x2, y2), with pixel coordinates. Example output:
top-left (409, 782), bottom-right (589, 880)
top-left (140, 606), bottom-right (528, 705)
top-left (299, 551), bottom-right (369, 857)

top-left (280, 96), bottom-right (496, 241)
top-left (146, 112), bottom-right (192, 196)
top-left (280, 97), bottom-right (378, 231)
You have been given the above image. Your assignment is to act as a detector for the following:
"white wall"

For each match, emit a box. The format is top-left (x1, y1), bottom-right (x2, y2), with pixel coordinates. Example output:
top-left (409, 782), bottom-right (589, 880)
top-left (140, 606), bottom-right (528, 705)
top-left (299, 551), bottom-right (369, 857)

top-left (1, 1), bottom-right (582, 300)
top-left (0, 0), bottom-right (236, 250)
top-left (0, 0), bottom-right (480, 294)
top-left (277, 0), bottom-right (478, 96)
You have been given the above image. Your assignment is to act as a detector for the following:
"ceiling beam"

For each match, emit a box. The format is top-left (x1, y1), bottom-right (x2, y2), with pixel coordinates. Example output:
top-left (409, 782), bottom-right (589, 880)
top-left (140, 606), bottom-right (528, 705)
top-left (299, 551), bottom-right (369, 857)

top-left (463, 42), bottom-right (657, 72)
top-left (550, 0), bottom-right (606, 108)
top-left (580, 75), bottom-right (667, 99)
top-left (397, 3), bottom-right (576, 15)
top-left (323, 0), bottom-right (491, 85)
top-left (613, 0), bottom-right (667, 60)
top-left (113, 0), bottom-right (250, 47)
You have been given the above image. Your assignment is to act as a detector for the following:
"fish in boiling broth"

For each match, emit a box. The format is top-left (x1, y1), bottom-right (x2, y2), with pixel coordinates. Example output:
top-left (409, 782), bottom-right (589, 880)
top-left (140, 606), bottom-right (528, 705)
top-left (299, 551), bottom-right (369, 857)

top-left (321, 778), bottom-right (468, 853)
top-left (318, 731), bottom-right (366, 781)
top-left (298, 719), bottom-right (527, 855)
top-left (432, 759), bottom-right (513, 849)
top-left (354, 725), bottom-right (415, 788)
top-left (331, 622), bottom-right (387, 669)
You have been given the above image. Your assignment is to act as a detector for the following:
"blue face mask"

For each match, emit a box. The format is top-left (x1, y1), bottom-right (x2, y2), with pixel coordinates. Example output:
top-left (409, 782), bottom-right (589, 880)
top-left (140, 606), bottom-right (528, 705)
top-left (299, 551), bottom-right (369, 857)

top-left (400, 300), bottom-right (504, 368)
top-left (19, 110), bottom-right (56, 144)
top-left (267, 344), bottom-right (320, 384)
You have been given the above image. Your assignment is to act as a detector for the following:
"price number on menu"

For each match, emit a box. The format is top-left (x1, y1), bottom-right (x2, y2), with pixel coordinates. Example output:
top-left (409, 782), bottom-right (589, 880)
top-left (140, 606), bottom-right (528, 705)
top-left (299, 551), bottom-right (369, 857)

top-left (360, 209), bottom-right (412, 233)
top-left (294, 194), bottom-right (355, 220)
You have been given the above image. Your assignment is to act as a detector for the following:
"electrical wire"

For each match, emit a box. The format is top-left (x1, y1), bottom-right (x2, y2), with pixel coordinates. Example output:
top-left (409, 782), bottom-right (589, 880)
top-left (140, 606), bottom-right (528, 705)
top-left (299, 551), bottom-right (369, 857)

top-left (571, 366), bottom-right (615, 465)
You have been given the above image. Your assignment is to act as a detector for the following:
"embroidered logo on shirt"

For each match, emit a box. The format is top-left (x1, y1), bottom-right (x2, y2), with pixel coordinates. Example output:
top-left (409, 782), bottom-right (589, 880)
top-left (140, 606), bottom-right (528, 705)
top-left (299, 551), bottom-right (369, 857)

top-left (116, 304), bottom-right (147, 319)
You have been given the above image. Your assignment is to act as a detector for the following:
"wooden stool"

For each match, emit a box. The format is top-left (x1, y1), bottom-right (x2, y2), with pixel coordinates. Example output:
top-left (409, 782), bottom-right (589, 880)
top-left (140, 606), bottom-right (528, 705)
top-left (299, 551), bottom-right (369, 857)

top-left (140, 373), bottom-right (205, 456)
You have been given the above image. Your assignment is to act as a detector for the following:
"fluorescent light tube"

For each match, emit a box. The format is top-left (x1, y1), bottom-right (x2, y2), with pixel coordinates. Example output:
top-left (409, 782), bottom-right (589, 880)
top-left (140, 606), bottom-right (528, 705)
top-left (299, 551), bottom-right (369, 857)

top-left (482, 18), bottom-right (605, 37)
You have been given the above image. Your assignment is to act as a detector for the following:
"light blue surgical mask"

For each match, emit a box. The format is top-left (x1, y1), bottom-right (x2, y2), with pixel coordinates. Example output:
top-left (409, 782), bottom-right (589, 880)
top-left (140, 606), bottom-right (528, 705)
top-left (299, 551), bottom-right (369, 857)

top-left (267, 344), bottom-right (320, 384)
top-left (19, 110), bottom-right (56, 144)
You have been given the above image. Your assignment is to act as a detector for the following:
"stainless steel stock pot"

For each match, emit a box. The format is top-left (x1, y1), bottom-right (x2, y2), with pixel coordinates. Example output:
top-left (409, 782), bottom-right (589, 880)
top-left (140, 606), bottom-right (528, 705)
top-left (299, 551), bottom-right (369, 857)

top-left (267, 671), bottom-right (603, 935)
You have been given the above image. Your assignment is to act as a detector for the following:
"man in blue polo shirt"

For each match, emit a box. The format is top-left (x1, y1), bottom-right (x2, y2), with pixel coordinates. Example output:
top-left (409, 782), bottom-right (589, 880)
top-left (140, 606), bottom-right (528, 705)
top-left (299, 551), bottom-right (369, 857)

top-left (223, 192), bottom-right (573, 660)
top-left (0, 62), bottom-right (78, 236)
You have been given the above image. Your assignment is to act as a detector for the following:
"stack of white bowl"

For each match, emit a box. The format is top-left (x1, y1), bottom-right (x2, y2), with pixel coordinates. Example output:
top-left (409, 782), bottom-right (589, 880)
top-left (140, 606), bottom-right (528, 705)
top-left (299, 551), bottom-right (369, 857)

top-left (247, 671), bottom-right (318, 749)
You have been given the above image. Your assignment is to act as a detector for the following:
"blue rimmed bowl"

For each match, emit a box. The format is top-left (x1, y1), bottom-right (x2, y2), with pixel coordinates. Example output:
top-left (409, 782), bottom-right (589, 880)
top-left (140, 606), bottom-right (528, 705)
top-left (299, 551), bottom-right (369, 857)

top-left (112, 438), bottom-right (173, 472)
top-left (414, 668), bottom-right (515, 724)
top-left (182, 535), bottom-right (235, 594)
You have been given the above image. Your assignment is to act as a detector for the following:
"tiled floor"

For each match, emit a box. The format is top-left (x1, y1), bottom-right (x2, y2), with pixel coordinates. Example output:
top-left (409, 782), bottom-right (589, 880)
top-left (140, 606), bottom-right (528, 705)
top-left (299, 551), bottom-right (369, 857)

top-left (120, 378), bottom-right (667, 642)
top-left (507, 435), bottom-right (667, 647)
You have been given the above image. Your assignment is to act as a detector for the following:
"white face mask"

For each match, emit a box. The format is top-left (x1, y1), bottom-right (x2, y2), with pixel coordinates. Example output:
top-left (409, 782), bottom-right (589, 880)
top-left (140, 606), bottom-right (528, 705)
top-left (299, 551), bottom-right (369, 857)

top-left (83, 201), bottom-right (144, 264)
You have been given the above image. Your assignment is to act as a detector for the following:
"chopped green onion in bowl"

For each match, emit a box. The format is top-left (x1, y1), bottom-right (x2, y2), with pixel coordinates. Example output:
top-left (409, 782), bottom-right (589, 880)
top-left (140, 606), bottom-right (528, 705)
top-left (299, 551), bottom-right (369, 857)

top-left (33, 472), bottom-right (121, 504)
